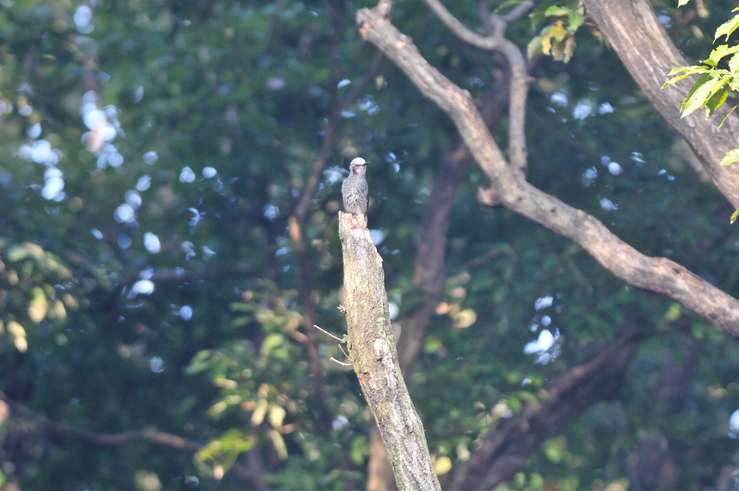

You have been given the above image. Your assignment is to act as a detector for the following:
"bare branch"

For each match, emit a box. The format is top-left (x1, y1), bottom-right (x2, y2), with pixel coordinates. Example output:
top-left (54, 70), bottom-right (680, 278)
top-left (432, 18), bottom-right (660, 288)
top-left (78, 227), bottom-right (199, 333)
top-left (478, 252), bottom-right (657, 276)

top-left (500, 1), bottom-right (534, 22)
top-left (330, 356), bottom-right (353, 367)
top-left (421, 0), bottom-right (500, 50)
top-left (356, 5), bottom-right (739, 335)
top-left (421, 0), bottom-right (528, 177)
top-left (313, 324), bottom-right (346, 343)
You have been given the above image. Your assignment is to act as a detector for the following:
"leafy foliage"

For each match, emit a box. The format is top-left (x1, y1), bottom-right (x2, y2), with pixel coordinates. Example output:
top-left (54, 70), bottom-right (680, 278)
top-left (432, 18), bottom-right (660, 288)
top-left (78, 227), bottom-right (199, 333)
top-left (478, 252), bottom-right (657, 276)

top-left (527, 3), bottom-right (585, 62)
top-left (665, 3), bottom-right (739, 220)
top-left (0, 1), bottom-right (737, 490)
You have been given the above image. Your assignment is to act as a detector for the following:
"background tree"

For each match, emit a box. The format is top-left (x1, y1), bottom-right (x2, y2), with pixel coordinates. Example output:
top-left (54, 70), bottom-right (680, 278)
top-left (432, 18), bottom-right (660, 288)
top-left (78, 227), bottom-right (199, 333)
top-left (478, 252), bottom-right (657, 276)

top-left (0, 1), bottom-right (737, 491)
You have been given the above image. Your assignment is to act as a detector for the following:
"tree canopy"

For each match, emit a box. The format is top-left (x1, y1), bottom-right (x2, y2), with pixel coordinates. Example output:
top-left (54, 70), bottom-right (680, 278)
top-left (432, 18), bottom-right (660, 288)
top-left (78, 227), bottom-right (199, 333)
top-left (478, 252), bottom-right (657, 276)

top-left (0, 1), bottom-right (738, 490)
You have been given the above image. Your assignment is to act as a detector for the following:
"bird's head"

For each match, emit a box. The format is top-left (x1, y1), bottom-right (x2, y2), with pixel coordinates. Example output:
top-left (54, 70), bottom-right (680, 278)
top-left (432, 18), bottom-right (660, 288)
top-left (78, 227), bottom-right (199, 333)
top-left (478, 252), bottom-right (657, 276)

top-left (349, 157), bottom-right (367, 176)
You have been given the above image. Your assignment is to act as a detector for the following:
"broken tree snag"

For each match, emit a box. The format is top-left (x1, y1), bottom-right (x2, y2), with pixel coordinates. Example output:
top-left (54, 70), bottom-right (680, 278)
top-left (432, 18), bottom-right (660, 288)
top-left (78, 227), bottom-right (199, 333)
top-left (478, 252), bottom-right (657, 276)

top-left (338, 211), bottom-right (441, 491)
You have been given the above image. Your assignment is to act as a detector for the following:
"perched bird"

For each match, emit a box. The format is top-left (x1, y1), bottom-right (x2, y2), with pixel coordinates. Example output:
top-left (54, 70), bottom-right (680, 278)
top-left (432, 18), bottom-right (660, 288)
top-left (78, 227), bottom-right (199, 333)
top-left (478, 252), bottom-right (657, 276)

top-left (342, 157), bottom-right (368, 227)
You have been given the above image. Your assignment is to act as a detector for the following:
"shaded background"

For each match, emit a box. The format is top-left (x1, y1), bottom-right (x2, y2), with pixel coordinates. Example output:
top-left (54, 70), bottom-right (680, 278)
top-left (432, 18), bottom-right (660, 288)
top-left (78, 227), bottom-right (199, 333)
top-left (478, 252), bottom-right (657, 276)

top-left (0, 1), bottom-right (737, 490)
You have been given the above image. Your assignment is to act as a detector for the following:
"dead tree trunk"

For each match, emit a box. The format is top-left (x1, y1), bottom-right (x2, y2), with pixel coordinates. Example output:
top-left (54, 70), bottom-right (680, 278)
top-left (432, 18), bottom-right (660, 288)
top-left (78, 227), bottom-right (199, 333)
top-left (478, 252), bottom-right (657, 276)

top-left (338, 211), bottom-right (441, 491)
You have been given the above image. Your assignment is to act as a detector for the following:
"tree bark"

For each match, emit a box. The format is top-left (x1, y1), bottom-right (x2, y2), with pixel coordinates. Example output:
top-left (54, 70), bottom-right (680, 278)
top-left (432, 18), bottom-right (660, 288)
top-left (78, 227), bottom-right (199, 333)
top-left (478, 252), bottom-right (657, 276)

top-left (339, 211), bottom-right (441, 491)
top-left (583, 0), bottom-right (739, 208)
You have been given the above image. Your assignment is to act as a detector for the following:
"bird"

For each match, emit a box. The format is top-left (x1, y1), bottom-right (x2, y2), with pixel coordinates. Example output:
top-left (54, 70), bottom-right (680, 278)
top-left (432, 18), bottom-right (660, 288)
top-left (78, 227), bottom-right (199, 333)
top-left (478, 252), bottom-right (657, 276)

top-left (342, 157), bottom-right (368, 227)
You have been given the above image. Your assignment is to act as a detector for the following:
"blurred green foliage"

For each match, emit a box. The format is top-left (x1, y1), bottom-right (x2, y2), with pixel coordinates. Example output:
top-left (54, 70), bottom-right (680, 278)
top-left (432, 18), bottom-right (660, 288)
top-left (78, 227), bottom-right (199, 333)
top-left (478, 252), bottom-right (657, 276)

top-left (0, 1), bottom-right (737, 490)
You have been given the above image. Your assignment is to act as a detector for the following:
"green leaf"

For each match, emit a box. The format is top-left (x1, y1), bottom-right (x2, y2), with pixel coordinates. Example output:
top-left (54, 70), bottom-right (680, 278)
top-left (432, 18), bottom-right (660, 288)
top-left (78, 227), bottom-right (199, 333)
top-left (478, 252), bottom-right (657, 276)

top-left (567, 13), bottom-right (584, 34)
top-left (544, 436), bottom-right (567, 463)
top-left (424, 336), bottom-right (442, 354)
top-left (251, 398), bottom-right (268, 425)
top-left (527, 33), bottom-right (545, 60)
top-left (680, 75), bottom-right (728, 117)
top-left (720, 148), bottom-right (739, 166)
top-left (664, 303), bottom-right (682, 322)
top-left (718, 104), bottom-right (738, 128)
top-left (7, 245), bottom-right (28, 262)
top-left (715, 13), bottom-right (739, 41)
top-left (28, 287), bottom-right (48, 323)
top-left (662, 66), bottom-right (711, 89)
top-left (195, 429), bottom-right (256, 471)
top-left (729, 53), bottom-right (739, 73)
top-left (185, 350), bottom-right (213, 374)
top-left (260, 333), bottom-right (287, 359)
top-left (705, 87), bottom-right (730, 115)
top-left (540, 21), bottom-right (569, 60)
top-left (544, 6), bottom-right (572, 17)
top-left (350, 436), bottom-right (369, 465)
top-left (7, 320), bottom-right (27, 352)
top-left (269, 429), bottom-right (288, 459)
top-left (703, 45), bottom-right (739, 67)
top-left (268, 404), bottom-right (286, 429)
top-left (730, 209), bottom-right (739, 224)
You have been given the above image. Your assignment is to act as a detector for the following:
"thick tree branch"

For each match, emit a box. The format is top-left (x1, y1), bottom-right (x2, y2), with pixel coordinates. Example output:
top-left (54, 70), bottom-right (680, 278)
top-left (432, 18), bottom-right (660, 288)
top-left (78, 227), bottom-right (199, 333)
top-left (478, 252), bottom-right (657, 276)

top-left (447, 329), bottom-right (643, 491)
top-left (582, 0), bottom-right (739, 208)
top-left (356, 5), bottom-right (739, 335)
top-left (339, 212), bottom-right (440, 491)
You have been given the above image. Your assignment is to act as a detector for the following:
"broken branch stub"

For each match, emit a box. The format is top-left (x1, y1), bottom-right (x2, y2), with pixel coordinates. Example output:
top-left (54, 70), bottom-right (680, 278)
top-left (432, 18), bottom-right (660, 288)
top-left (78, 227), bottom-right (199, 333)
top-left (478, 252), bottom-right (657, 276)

top-left (338, 211), bottom-right (441, 491)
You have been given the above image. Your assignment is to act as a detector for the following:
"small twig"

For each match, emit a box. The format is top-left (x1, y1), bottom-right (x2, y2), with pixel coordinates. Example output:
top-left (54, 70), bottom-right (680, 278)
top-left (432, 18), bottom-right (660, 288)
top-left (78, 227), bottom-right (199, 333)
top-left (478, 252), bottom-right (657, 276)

top-left (338, 343), bottom-right (351, 360)
top-left (313, 324), bottom-right (352, 366)
top-left (422, 0), bottom-right (529, 181)
top-left (313, 324), bottom-right (346, 343)
top-left (330, 357), bottom-right (353, 367)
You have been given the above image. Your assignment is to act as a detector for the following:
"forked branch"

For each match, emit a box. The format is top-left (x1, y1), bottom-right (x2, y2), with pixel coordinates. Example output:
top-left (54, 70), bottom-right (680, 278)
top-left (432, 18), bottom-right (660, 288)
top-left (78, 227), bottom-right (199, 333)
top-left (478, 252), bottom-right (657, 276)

top-left (421, 0), bottom-right (529, 174)
top-left (356, 4), bottom-right (739, 335)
